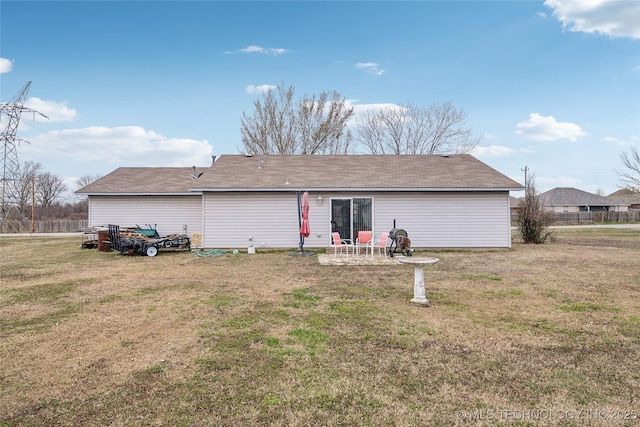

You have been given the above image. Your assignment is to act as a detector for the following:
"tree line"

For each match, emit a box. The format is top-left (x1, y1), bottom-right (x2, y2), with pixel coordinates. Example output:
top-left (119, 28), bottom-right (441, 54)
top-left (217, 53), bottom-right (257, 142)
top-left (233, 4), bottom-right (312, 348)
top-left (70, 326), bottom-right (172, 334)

top-left (240, 82), bottom-right (481, 156)
top-left (4, 160), bottom-right (100, 221)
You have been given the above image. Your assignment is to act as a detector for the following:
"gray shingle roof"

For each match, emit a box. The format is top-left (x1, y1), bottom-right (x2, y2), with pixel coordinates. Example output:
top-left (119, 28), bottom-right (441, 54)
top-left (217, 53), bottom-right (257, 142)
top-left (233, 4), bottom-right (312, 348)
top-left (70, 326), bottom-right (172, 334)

top-left (607, 188), bottom-right (640, 205)
top-left (77, 154), bottom-right (523, 195)
top-left (193, 154), bottom-right (523, 191)
top-left (510, 196), bottom-right (522, 206)
top-left (77, 167), bottom-right (201, 195)
top-left (539, 187), bottom-right (626, 207)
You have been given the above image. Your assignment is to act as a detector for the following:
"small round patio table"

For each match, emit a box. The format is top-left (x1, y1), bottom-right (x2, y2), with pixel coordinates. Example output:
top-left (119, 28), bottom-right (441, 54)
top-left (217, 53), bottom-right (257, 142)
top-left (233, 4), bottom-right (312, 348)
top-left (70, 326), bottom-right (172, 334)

top-left (397, 256), bottom-right (439, 306)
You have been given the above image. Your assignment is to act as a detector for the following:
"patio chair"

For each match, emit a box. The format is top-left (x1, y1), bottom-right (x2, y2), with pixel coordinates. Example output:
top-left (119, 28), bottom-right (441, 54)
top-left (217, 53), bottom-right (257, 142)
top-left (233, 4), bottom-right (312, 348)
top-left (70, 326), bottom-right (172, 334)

top-left (372, 231), bottom-right (389, 257)
top-left (331, 232), bottom-right (353, 257)
top-left (355, 230), bottom-right (373, 256)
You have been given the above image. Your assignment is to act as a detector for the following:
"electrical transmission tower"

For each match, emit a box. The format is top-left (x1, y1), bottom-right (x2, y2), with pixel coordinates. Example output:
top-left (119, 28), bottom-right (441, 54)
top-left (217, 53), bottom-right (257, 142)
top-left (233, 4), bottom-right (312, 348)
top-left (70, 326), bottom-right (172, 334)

top-left (1, 81), bottom-right (48, 231)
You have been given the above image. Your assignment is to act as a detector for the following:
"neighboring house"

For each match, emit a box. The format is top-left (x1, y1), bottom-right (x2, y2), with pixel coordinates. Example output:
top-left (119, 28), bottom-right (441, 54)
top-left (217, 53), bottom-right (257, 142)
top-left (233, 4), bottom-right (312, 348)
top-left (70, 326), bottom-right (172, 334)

top-left (539, 187), bottom-right (628, 213)
top-left (607, 188), bottom-right (640, 210)
top-left (509, 196), bottom-right (523, 214)
top-left (78, 154), bottom-right (524, 250)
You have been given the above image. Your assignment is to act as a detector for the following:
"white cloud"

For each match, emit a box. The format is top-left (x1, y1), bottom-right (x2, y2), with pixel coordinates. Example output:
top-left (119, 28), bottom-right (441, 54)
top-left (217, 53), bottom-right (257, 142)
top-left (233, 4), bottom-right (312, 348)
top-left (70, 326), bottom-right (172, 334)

top-left (348, 100), bottom-right (400, 113)
top-left (544, 0), bottom-right (640, 39)
top-left (245, 84), bottom-right (277, 94)
top-left (471, 145), bottom-right (517, 157)
top-left (519, 146), bottom-right (536, 154)
top-left (24, 126), bottom-right (212, 169)
top-left (0, 57), bottom-right (13, 73)
top-left (537, 175), bottom-right (583, 191)
top-left (603, 135), bottom-right (639, 147)
top-left (516, 113), bottom-right (588, 142)
top-left (344, 101), bottom-right (403, 125)
top-left (602, 136), bottom-right (624, 146)
top-left (234, 45), bottom-right (290, 55)
top-left (355, 62), bottom-right (385, 76)
top-left (24, 98), bottom-right (77, 122)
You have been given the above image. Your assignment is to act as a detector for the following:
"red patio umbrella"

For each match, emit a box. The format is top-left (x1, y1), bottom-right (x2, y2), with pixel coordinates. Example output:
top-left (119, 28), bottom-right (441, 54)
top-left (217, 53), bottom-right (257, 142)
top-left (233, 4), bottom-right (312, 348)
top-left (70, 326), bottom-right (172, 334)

top-left (299, 191), bottom-right (310, 238)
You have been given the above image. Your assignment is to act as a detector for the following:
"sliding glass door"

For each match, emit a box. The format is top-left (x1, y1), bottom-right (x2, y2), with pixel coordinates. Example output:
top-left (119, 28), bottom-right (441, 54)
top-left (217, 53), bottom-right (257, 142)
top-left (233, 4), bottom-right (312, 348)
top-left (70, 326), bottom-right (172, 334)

top-left (330, 198), bottom-right (372, 242)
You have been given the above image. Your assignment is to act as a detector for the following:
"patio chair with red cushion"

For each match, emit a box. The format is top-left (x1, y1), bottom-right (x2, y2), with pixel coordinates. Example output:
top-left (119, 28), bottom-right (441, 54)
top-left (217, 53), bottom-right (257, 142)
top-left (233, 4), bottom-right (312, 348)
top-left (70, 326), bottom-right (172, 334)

top-left (355, 230), bottom-right (373, 256)
top-left (372, 231), bottom-right (389, 257)
top-left (331, 232), bottom-right (353, 258)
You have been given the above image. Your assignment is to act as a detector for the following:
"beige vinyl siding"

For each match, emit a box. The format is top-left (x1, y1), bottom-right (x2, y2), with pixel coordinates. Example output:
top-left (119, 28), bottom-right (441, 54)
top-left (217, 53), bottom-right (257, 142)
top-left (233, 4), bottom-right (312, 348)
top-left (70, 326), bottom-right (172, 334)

top-left (203, 192), bottom-right (331, 249)
top-left (372, 192), bottom-right (511, 248)
top-left (203, 191), bottom-right (512, 249)
top-left (88, 195), bottom-right (202, 236)
top-left (333, 191), bottom-right (510, 249)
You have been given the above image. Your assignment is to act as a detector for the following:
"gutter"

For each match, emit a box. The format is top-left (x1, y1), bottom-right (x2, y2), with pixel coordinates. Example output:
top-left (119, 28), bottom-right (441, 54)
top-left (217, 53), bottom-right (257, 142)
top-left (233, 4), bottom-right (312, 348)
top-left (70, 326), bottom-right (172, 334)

top-left (189, 187), bottom-right (524, 193)
top-left (76, 192), bottom-right (201, 196)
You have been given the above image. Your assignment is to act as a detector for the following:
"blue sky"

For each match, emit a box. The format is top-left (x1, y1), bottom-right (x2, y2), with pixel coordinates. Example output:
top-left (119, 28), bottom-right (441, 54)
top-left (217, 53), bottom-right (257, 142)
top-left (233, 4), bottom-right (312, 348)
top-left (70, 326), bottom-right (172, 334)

top-left (1, 0), bottom-right (639, 200)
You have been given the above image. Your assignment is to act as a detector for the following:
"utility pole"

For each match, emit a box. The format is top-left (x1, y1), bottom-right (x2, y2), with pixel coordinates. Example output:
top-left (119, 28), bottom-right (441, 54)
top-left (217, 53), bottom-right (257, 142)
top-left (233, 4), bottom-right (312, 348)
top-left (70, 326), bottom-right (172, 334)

top-left (0, 81), bottom-right (48, 231)
top-left (521, 165), bottom-right (529, 192)
top-left (31, 175), bottom-right (35, 233)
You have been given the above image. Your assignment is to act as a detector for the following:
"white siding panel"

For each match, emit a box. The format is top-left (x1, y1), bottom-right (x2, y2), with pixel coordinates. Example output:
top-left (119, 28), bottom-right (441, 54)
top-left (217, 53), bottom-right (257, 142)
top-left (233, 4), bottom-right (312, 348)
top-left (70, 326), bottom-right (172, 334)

top-left (203, 191), bottom-right (511, 249)
top-left (88, 195), bottom-right (202, 236)
top-left (203, 192), bottom-right (332, 249)
top-left (373, 192), bottom-right (511, 248)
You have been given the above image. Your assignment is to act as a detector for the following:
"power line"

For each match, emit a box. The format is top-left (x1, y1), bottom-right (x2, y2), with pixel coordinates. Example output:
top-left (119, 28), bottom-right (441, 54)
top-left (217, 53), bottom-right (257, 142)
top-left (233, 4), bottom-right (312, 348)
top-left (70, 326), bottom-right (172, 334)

top-left (1, 81), bottom-right (48, 228)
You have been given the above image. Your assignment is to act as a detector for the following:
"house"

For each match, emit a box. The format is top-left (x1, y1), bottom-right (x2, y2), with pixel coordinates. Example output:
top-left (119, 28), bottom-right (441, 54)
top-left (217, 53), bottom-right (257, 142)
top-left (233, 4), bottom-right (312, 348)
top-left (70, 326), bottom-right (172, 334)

top-left (509, 196), bottom-right (523, 213)
top-left (77, 154), bottom-right (524, 250)
top-left (538, 187), bottom-right (628, 213)
top-left (607, 188), bottom-right (640, 210)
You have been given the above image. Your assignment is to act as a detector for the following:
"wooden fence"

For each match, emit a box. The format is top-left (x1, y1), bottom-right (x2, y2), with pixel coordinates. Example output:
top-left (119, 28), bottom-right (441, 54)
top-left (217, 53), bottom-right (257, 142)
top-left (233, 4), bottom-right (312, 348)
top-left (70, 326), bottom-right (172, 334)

top-left (511, 210), bottom-right (640, 226)
top-left (1, 219), bottom-right (88, 233)
top-left (2, 212), bottom-right (638, 234)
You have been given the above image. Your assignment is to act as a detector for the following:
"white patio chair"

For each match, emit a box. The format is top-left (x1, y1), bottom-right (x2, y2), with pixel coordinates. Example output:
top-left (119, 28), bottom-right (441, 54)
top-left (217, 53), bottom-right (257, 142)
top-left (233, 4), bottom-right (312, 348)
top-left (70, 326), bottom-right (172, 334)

top-left (355, 230), bottom-right (373, 256)
top-left (331, 232), bottom-right (353, 257)
top-left (372, 231), bottom-right (389, 257)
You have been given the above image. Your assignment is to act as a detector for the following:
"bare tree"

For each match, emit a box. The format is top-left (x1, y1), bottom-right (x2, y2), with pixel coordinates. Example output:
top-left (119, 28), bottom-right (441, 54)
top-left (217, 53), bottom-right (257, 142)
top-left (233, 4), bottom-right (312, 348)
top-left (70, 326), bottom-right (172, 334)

top-left (73, 174), bottom-right (102, 209)
top-left (517, 173), bottom-right (554, 244)
top-left (355, 101), bottom-right (481, 155)
top-left (37, 172), bottom-right (67, 208)
top-left (241, 83), bottom-right (354, 155)
top-left (75, 174), bottom-right (102, 190)
top-left (11, 161), bottom-right (42, 215)
top-left (618, 145), bottom-right (640, 191)
top-left (297, 91), bottom-right (354, 154)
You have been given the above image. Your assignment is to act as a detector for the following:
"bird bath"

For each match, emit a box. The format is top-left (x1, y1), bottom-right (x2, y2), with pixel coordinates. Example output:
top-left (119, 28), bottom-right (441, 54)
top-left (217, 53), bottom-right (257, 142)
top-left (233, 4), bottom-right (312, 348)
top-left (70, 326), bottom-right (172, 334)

top-left (397, 256), bottom-right (439, 306)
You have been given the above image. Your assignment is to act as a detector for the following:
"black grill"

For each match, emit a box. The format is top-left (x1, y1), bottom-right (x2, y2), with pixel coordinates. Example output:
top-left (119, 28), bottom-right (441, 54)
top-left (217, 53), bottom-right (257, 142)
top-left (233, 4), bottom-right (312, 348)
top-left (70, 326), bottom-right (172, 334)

top-left (388, 228), bottom-right (412, 257)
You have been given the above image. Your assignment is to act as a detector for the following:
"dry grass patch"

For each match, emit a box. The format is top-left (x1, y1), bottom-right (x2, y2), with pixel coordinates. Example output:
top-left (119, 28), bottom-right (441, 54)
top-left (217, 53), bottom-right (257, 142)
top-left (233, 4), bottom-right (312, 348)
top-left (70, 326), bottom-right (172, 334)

top-left (1, 229), bottom-right (639, 426)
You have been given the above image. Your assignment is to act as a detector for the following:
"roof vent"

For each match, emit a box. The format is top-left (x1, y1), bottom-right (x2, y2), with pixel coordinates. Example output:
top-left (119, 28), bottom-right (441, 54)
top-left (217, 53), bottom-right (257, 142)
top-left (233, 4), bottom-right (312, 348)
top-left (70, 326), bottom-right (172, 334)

top-left (191, 166), bottom-right (204, 181)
